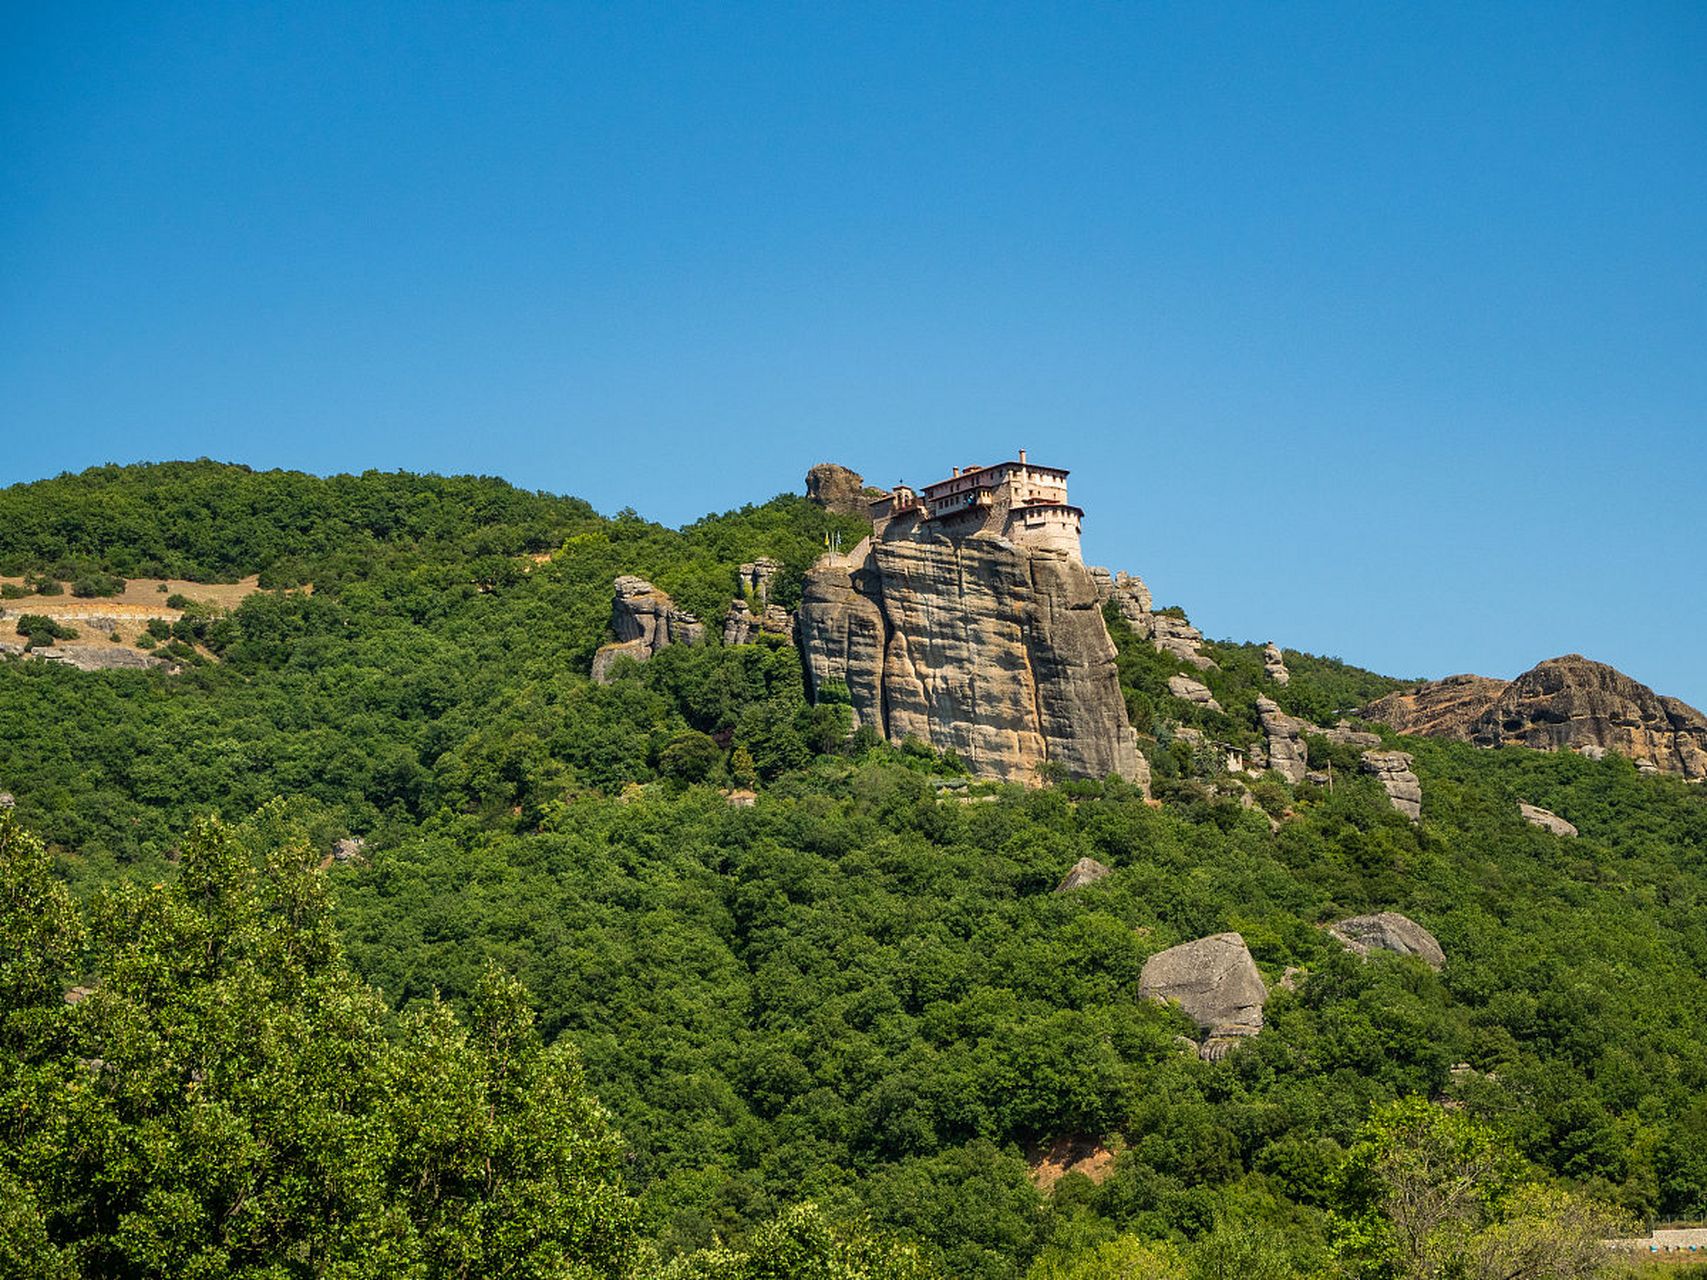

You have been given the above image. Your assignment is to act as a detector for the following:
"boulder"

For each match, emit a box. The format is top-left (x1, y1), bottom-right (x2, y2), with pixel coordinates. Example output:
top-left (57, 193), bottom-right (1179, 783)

top-left (1256, 696), bottom-right (1309, 785)
top-left (0, 792), bottom-right (13, 808)
top-left (1167, 674), bottom-right (1222, 713)
top-left (1361, 750), bottom-right (1422, 820)
top-left (1138, 932), bottom-right (1267, 1059)
top-left (1054, 857), bottom-right (1112, 893)
top-left (805, 463), bottom-right (872, 516)
top-left (1263, 642), bottom-right (1290, 687)
top-left (1329, 912), bottom-right (1444, 970)
top-left (1518, 802), bottom-right (1578, 838)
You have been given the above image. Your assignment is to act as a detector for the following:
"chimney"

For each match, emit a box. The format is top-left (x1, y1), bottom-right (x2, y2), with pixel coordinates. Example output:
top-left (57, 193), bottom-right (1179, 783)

top-left (1018, 448), bottom-right (1027, 464)
top-left (952, 466), bottom-right (960, 477)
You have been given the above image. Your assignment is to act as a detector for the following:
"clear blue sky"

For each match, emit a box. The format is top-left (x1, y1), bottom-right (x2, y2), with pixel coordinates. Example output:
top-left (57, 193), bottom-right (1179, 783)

top-left (4, 3), bottom-right (1704, 706)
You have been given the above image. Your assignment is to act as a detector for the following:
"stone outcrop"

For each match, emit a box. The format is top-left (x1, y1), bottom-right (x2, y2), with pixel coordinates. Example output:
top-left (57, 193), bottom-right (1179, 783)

top-left (1328, 912), bottom-right (1444, 970)
top-left (1363, 656), bottom-right (1707, 782)
top-left (1362, 673), bottom-right (1507, 739)
top-left (1054, 857), bottom-right (1112, 893)
top-left (591, 576), bottom-right (704, 682)
top-left (723, 600), bottom-right (794, 646)
top-left (1361, 750), bottom-right (1422, 820)
top-left (1256, 696), bottom-right (1310, 785)
top-left (34, 645), bottom-right (166, 672)
top-left (798, 535), bottom-right (1144, 786)
top-left (1473, 657), bottom-right (1707, 781)
top-left (738, 558), bottom-right (782, 605)
top-left (1263, 642), bottom-right (1290, 686)
top-left (1138, 932), bottom-right (1267, 1060)
top-left (1152, 614), bottom-right (1216, 671)
top-left (1093, 569), bottom-right (1153, 630)
top-left (1518, 802), bottom-right (1578, 838)
top-left (805, 463), bottom-right (872, 516)
top-left (1322, 720), bottom-right (1382, 749)
top-left (331, 836), bottom-right (366, 864)
top-left (1167, 674), bottom-right (1222, 713)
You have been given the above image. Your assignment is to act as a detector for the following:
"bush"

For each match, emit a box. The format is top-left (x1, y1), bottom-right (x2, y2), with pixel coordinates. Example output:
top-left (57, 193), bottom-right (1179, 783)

top-left (69, 573), bottom-right (126, 598)
top-left (0, 584), bottom-right (27, 600)
top-left (14, 616), bottom-right (77, 649)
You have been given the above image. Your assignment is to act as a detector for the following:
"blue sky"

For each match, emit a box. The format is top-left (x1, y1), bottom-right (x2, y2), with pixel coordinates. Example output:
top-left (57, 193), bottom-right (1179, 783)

top-left (4, 3), bottom-right (1704, 705)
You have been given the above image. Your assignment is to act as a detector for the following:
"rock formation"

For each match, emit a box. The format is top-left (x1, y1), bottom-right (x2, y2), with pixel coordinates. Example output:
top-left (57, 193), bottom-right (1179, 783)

top-left (1363, 656), bottom-right (1707, 781)
top-left (1167, 674), bottom-right (1222, 712)
top-left (799, 534), bottom-right (1145, 786)
top-left (1328, 912), bottom-right (1444, 970)
top-left (591, 576), bottom-right (704, 682)
top-left (1518, 802), bottom-right (1578, 838)
top-left (1138, 932), bottom-right (1267, 1060)
top-left (33, 645), bottom-right (166, 672)
top-left (1321, 720), bottom-right (1382, 749)
top-left (738, 558), bottom-right (782, 605)
top-left (1151, 614), bottom-right (1216, 671)
top-left (723, 600), bottom-right (794, 646)
top-left (1263, 642), bottom-right (1290, 686)
top-left (1361, 750), bottom-right (1422, 820)
top-left (1054, 857), bottom-right (1112, 893)
top-left (804, 463), bottom-right (872, 516)
top-left (1363, 673), bottom-right (1506, 738)
top-left (1256, 696), bottom-right (1309, 784)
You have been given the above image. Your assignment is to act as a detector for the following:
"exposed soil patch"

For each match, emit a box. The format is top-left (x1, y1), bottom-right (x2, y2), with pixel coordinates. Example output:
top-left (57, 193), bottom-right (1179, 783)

top-left (1027, 1135), bottom-right (1118, 1192)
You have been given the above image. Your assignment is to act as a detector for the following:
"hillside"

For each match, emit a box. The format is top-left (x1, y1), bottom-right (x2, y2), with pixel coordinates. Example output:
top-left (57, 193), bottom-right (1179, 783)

top-left (2, 461), bottom-right (1704, 1279)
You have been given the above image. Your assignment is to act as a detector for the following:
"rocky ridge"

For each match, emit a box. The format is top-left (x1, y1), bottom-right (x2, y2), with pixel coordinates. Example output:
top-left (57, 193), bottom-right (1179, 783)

top-left (1364, 656), bottom-right (1707, 781)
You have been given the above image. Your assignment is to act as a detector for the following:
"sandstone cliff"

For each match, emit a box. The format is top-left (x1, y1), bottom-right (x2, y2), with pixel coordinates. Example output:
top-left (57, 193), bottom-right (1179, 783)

top-left (1364, 655), bottom-right (1707, 781)
top-left (798, 534), bottom-right (1144, 786)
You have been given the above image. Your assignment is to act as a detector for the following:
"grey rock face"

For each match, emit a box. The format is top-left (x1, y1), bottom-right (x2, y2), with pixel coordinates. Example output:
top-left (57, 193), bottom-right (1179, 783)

top-left (1322, 720), bottom-right (1382, 749)
top-left (798, 533), bottom-right (1143, 786)
top-left (1138, 932), bottom-right (1267, 1058)
top-left (592, 576), bottom-right (704, 681)
top-left (1054, 857), bottom-right (1113, 893)
top-left (805, 463), bottom-right (872, 516)
top-left (0, 792), bottom-right (13, 808)
top-left (724, 599), bottom-right (795, 646)
top-left (1361, 750), bottom-right (1422, 820)
top-left (1167, 674), bottom-right (1222, 712)
top-left (738, 558), bottom-right (783, 606)
top-left (1329, 912), bottom-right (1444, 970)
top-left (1256, 696), bottom-right (1309, 785)
top-left (1152, 614), bottom-right (1216, 670)
top-left (1263, 642), bottom-right (1290, 686)
top-left (331, 837), bottom-right (366, 864)
top-left (1518, 802), bottom-right (1578, 837)
top-left (34, 645), bottom-right (165, 672)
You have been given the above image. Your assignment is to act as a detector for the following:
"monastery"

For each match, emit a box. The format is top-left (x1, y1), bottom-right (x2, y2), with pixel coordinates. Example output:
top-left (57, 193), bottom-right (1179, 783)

top-left (867, 450), bottom-right (1085, 558)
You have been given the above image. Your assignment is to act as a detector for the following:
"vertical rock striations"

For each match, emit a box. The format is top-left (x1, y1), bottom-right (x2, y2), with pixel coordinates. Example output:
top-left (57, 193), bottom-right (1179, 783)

top-left (800, 533), bottom-right (1144, 785)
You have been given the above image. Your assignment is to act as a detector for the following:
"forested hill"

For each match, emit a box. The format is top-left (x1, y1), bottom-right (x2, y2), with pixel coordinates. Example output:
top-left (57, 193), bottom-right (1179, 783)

top-left (2, 461), bottom-right (1705, 1279)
